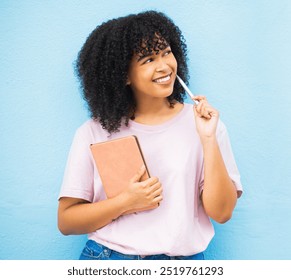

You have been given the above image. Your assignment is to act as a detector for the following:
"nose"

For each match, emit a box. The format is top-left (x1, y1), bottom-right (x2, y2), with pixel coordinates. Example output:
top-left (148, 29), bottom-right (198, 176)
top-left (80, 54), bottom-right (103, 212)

top-left (155, 57), bottom-right (170, 72)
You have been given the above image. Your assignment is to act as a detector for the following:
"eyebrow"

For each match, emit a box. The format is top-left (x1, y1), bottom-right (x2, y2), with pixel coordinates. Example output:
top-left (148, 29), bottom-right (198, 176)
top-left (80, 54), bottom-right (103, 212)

top-left (136, 46), bottom-right (171, 62)
top-left (137, 53), bottom-right (152, 62)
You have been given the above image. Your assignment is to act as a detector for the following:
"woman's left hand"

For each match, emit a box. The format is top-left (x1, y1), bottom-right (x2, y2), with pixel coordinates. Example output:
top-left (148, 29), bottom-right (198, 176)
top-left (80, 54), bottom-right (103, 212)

top-left (192, 96), bottom-right (219, 140)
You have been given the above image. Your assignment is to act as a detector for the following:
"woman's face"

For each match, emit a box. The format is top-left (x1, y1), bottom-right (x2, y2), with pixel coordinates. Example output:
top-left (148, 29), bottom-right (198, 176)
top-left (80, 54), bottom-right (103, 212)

top-left (127, 45), bottom-right (178, 100)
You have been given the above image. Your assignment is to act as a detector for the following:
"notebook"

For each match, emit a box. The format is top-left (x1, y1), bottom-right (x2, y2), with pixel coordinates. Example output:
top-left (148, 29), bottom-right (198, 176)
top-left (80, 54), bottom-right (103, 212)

top-left (90, 135), bottom-right (150, 199)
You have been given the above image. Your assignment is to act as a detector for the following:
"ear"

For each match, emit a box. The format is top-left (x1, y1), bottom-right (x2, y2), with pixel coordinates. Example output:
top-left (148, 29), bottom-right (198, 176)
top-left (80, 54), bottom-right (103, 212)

top-left (126, 77), bottom-right (131, 86)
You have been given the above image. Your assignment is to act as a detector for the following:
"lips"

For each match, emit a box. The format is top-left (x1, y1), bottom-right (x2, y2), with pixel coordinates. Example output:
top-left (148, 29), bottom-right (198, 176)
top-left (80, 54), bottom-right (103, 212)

top-left (153, 73), bottom-right (172, 83)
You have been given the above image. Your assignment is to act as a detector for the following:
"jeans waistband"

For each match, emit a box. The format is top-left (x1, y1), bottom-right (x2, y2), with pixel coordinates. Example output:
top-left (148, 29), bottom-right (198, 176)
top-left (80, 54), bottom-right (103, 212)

top-left (80, 240), bottom-right (204, 260)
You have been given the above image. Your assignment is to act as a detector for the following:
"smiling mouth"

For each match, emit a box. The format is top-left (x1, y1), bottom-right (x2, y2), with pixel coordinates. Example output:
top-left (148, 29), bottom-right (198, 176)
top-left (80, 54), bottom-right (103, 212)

top-left (153, 73), bottom-right (172, 83)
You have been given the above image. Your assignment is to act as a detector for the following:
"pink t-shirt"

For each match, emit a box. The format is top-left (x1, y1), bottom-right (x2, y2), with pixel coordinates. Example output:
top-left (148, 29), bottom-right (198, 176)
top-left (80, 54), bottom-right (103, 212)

top-left (59, 103), bottom-right (242, 256)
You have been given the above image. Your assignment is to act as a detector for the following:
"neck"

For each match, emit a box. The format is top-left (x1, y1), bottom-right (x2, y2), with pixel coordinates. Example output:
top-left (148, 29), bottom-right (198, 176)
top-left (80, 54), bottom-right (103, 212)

top-left (134, 97), bottom-right (171, 117)
top-left (132, 97), bottom-right (183, 125)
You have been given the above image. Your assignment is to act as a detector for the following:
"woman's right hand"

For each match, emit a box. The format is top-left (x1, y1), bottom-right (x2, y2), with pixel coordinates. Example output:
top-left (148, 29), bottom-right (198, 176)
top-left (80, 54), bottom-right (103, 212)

top-left (58, 166), bottom-right (163, 235)
top-left (120, 165), bottom-right (163, 213)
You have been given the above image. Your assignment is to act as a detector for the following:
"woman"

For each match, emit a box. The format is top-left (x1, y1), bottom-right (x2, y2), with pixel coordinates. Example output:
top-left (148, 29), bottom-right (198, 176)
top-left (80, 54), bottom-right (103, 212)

top-left (58, 10), bottom-right (242, 260)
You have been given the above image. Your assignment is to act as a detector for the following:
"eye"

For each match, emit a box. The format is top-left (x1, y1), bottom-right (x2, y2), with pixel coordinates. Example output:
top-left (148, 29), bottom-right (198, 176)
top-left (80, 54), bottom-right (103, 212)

top-left (164, 50), bottom-right (172, 56)
top-left (143, 58), bottom-right (153, 64)
top-left (144, 58), bottom-right (153, 63)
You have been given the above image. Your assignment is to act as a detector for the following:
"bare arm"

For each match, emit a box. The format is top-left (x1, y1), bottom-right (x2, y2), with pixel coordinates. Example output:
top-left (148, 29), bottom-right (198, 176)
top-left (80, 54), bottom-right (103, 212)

top-left (200, 136), bottom-right (237, 223)
top-left (193, 96), bottom-right (238, 223)
top-left (58, 196), bottom-right (128, 235)
top-left (58, 166), bottom-right (163, 235)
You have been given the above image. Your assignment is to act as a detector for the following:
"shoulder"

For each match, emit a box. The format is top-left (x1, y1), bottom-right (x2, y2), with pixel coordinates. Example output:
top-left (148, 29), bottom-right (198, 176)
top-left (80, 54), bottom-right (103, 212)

top-left (74, 119), bottom-right (109, 143)
top-left (183, 102), bottom-right (194, 112)
top-left (180, 102), bottom-right (195, 121)
top-left (76, 119), bottom-right (99, 134)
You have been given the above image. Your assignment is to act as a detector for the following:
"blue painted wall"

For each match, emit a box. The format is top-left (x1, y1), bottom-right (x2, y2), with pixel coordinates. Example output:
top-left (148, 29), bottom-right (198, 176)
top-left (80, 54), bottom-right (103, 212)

top-left (1, 0), bottom-right (290, 260)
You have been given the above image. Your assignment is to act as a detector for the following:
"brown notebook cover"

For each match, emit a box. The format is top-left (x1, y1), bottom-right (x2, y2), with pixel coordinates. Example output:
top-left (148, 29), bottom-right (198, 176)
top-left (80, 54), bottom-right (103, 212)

top-left (90, 135), bottom-right (150, 199)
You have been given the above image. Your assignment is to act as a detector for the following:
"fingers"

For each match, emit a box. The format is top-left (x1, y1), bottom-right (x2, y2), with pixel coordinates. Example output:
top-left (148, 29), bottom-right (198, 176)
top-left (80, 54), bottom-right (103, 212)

top-left (140, 177), bottom-right (163, 203)
top-left (192, 95), bottom-right (218, 119)
top-left (197, 100), bottom-right (212, 119)
top-left (143, 176), bottom-right (159, 187)
top-left (152, 185), bottom-right (163, 202)
top-left (129, 171), bottom-right (163, 209)
top-left (192, 95), bottom-right (207, 104)
top-left (149, 179), bottom-right (163, 203)
top-left (130, 165), bottom-right (146, 183)
top-left (146, 178), bottom-right (162, 193)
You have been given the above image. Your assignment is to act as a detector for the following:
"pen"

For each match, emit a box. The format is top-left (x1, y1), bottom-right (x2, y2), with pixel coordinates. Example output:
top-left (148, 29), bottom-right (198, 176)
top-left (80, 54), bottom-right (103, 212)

top-left (176, 75), bottom-right (199, 105)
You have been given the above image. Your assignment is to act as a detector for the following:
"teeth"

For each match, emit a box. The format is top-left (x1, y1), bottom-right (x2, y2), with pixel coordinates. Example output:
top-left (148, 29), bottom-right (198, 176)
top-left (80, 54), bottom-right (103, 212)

top-left (154, 74), bottom-right (171, 83)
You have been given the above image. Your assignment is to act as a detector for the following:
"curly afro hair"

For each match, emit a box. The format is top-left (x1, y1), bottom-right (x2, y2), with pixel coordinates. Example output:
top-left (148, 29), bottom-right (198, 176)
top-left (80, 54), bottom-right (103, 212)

top-left (76, 10), bottom-right (189, 134)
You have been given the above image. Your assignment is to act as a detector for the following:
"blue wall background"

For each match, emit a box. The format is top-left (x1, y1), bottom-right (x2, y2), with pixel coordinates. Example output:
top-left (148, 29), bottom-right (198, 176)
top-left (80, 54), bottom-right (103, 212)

top-left (1, 0), bottom-right (291, 260)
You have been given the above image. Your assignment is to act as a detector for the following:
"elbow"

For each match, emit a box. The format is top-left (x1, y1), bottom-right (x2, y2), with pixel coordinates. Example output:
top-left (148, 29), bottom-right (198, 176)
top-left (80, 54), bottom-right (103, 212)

top-left (203, 204), bottom-right (235, 224)
top-left (58, 214), bottom-right (72, 236)
top-left (58, 221), bottom-right (70, 236)
top-left (206, 205), bottom-right (234, 224)
top-left (58, 226), bottom-right (70, 236)
top-left (212, 212), bottom-right (232, 224)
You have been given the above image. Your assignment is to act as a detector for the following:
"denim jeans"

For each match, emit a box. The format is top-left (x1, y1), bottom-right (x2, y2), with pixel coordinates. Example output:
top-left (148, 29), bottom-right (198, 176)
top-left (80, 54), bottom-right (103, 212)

top-left (79, 240), bottom-right (204, 260)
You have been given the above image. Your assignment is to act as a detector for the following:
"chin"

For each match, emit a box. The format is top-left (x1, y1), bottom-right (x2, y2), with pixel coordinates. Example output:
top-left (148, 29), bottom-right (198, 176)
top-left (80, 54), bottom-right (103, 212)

top-left (160, 87), bottom-right (175, 98)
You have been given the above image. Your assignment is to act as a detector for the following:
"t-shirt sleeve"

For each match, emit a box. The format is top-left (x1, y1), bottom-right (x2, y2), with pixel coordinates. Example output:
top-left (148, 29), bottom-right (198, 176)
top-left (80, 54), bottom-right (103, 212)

top-left (58, 125), bottom-right (94, 202)
top-left (199, 120), bottom-right (243, 196)
top-left (217, 121), bottom-right (243, 194)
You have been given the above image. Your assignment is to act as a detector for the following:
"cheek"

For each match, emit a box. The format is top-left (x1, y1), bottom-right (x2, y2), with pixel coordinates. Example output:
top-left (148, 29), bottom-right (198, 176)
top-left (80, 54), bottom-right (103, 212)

top-left (171, 56), bottom-right (178, 70)
top-left (134, 66), bottom-right (155, 83)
